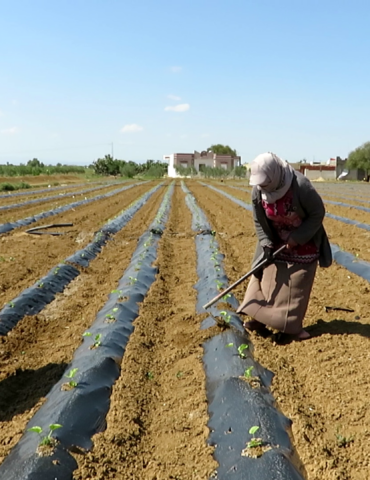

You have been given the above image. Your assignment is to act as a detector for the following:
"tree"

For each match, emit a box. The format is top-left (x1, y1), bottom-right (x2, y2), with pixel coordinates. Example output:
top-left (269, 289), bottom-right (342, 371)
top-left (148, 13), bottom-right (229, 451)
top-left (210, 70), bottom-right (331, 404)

top-left (347, 142), bottom-right (370, 177)
top-left (207, 144), bottom-right (237, 156)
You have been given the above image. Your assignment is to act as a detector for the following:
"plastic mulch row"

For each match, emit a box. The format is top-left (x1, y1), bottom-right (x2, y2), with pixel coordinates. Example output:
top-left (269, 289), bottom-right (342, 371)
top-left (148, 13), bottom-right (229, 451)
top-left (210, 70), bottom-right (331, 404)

top-left (0, 182), bottom-right (118, 212)
top-left (0, 184), bottom-right (175, 480)
top-left (182, 182), bottom-right (305, 480)
top-left (0, 181), bottom-right (148, 235)
top-left (0, 184), bottom-right (162, 336)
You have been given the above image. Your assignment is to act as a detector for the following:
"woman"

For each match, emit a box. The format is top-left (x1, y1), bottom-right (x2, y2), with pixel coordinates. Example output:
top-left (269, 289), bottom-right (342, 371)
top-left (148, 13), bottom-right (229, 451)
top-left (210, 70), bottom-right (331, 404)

top-left (237, 152), bottom-right (332, 340)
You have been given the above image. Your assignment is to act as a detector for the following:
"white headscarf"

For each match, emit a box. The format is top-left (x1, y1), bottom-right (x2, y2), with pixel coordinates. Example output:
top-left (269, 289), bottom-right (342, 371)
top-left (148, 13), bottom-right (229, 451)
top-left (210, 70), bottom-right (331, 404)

top-left (249, 152), bottom-right (294, 203)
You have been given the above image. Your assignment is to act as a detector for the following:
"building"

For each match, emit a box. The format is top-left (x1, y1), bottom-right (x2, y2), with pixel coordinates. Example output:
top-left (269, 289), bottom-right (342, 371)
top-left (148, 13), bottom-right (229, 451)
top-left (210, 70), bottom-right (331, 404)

top-left (164, 150), bottom-right (241, 177)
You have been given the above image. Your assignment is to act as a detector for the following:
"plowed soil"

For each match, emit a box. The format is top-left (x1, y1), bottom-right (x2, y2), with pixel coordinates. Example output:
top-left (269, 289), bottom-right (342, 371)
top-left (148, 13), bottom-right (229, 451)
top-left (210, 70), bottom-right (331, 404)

top-left (1, 179), bottom-right (370, 480)
top-left (73, 183), bottom-right (218, 480)
top-left (188, 181), bottom-right (370, 480)
top-left (0, 183), bottom-right (125, 224)
top-left (0, 182), bottom-right (109, 207)
top-left (0, 183), bottom-right (166, 463)
top-left (0, 174), bottom-right (86, 186)
top-left (0, 182), bottom-right (157, 306)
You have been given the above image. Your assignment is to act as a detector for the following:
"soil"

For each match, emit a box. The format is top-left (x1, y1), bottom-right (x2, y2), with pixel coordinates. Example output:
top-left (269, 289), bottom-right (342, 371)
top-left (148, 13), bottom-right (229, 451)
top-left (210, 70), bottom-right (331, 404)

top-left (0, 182), bottom-right (166, 463)
top-left (0, 174), bottom-right (87, 186)
top-left (0, 182), bottom-right (157, 306)
top-left (188, 181), bottom-right (370, 480)
top-left (73, 184), bottom-right (218, 480)
top-left (1, 179), bottom-right (370, 479)
top-left (0, 182), bottom-right (109, 208)
top-left (0, 183), bottom-right (125, 224)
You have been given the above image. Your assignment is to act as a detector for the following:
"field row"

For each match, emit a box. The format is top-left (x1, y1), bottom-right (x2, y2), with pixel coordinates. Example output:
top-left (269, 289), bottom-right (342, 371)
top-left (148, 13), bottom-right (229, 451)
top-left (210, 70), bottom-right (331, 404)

top-left (0, 181), bottom-right (370, 479)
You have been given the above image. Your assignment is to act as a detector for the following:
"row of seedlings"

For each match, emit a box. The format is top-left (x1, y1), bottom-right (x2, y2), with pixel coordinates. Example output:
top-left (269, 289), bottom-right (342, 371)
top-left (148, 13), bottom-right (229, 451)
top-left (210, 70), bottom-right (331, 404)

top-left (0, 182), bottom-right (119, 212)
top-left (202, 184), bottom-right (370, 295)
top-left (0, 183), bottom-right (163, 335)
top-left (182, 182), bottom-right (305, 480)
top-left (0, 183), bottom-right (175, 480)
top-left (0, 181), bottom-right (149, 235)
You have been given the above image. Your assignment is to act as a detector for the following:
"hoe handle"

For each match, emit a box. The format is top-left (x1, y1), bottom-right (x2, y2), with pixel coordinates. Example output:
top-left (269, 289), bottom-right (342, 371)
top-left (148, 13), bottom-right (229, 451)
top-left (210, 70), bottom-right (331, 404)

top-left (202, 245), bottom-right (287, 310)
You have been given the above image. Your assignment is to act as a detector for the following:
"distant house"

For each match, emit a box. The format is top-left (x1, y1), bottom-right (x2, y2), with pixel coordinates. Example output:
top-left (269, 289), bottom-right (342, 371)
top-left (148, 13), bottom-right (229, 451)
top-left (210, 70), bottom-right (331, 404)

top-left (163, 150), bottom-right (241, 177)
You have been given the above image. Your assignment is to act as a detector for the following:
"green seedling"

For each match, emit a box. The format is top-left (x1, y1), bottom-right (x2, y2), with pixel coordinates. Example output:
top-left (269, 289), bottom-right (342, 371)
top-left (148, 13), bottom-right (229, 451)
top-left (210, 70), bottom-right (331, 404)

top-left (8, 301), bottom-right (15, 308)
top-left (38, 282), bottom-right (44, 288)
top-left (247, 426), bottom-right (263, 448)
top-left (244, 366), bottom-right (254, 378)
top-left (238, 344), bottom-right (249, 358)
top-left (226, 343), bottom-right (234, 348)
top-left (336, 427), bottom-right (354, 447)
top-left (65, 368), bottom-right (78, 388)
top-left (219, 311), bottom-right (231, 324)
top-left (28, 424), bottom-right (63, 447)
top-left (128, 276), bottom-right (137, 285)
top-left (222, 293), bottom-right (231, 301)
top-left (176, 371), bottom-right (183, 378)
top-left (147, 371), bottom-right (154, 380)
top-left (83, 332), bottom-right (102, 348)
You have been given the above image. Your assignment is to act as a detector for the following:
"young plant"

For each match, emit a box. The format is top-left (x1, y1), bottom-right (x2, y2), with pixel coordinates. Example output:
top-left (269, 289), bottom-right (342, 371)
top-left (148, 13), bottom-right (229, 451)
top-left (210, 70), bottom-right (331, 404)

top-left (225, 343), bottom-right (234, 348)
top-left (83, 332), bottom-right (102, 348)
top-left (28, 424), bottom-right (63, 447)
top-left (244, 366), bottom-right (254, 378)
top-left (65, 368), bottom-right (78, 388)
top-left (128, 276), bottom-right (137, 285)
top-left (336, 427), bottom-right (354, 447)
top-left (219, 311), bottom-right (231, 324)
top-left (247, 426), bottom-right (263, 448)
top-left (238, 344), bottom-right (249, 358)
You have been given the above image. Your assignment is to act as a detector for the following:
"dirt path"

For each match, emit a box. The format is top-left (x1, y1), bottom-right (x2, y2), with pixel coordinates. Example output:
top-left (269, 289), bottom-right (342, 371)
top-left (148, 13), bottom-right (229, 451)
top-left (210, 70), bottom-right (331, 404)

top-left (188, 181), bottom-right (370, 480)
top-left (0, 184), bottom-right (167, 464)
top-left (0, 182), bottom-right (158, 306)
top-left (73, 182), bottom-right (218, 480)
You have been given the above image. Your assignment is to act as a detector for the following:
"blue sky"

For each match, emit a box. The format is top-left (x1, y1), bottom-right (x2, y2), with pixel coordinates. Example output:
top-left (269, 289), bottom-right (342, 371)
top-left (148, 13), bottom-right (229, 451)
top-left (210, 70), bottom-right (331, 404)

top-left (0, 0), bottom-right (369, 166)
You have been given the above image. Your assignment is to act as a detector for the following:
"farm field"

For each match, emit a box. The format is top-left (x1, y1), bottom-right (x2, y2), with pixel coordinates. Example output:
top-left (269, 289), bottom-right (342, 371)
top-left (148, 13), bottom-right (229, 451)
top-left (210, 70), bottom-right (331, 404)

top-left (0, 179), bottom-right (370, 479)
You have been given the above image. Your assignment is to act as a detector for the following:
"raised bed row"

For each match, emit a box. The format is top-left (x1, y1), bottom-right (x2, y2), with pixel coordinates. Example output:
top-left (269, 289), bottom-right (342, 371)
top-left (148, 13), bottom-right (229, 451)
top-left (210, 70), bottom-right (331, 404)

top-left (0, 184), bottom-right (163, 336)
top-left (0, 182), bottom-right (118, 212)
top-left (202, 183), bottom-right (370, 286)
top-left (0, 181), bottom-right (147, 235)
top-left (182, 182), bottom-right (305, 479)
top-left (0, 183), bottom-right (175, 480)
top-left (213, 184), bottom-right (370, 233)
top-left (0, 181), bottom-right (108, 200)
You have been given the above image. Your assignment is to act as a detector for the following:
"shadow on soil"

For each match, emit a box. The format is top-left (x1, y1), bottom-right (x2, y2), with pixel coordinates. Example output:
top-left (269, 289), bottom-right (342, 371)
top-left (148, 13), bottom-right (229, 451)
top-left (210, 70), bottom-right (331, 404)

top-left (0, 362), bottom-right (67, 422)
top-left (271, 318), bottom-right (370, 345)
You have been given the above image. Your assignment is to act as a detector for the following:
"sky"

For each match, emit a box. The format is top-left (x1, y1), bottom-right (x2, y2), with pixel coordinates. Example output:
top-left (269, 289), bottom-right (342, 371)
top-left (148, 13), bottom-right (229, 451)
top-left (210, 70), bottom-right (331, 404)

top-left (0, 0), bottom-right (369, 166)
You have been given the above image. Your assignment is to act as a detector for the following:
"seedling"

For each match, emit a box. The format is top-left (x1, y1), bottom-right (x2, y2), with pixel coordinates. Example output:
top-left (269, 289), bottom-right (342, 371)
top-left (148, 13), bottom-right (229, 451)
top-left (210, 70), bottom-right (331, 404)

top-left (247, 426), bottom-right (263, 448)
top-left (176, 371), bottom-right (183, 378)
top-left (28, 424), bottom-right (63, 447)
top-left (38, 282), bottom-right (44, 288)
top-left (222, 293), bottom-right (231, 301)
top-left (64, 368), bottom-right (78, 388)
top-left (8, 301), bottom-right (15, 308)
top-left (336, 427), bottom-right (354, 447)
top-left (238, 344), bottom-right (249, 358)
top-left (219, 311), bottom-right (231, 324)
top-left (83, 332), bottom-right (102, 348)
top-left (226, 343), bottom-right (234, 348)
top-left (244, 366), bottom-right (254, 378)
top-left (128, 276), bottom-right (137, 285)
top-left (147, 371), bottom-right (154, 380)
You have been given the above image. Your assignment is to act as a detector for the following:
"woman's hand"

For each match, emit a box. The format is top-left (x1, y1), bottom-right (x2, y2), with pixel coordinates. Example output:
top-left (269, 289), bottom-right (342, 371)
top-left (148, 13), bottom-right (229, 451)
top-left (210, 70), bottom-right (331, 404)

top-left (286, 236), bottom-right (298, 249)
